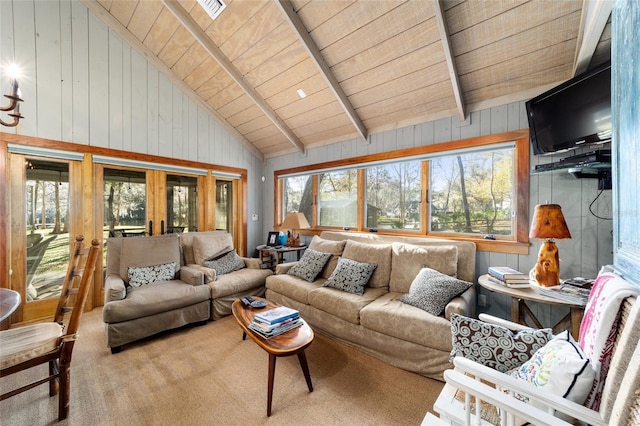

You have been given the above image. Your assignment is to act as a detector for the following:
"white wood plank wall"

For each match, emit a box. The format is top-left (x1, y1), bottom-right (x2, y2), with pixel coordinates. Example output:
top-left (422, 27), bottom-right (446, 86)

top-left (264, 103), bottom-right (614, 326)
top-left (0, 0), bottom-right (265, 251)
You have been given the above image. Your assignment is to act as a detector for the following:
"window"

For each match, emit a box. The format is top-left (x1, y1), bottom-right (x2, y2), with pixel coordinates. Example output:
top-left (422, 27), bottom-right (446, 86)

top-left (103, 168), bottom-right (147, 237)
top-left (275, 130), bottom-right (530, 254)
top-left (430, 148), bottom-right (514, 236)
top-left (216, 180), bottom-right (232, 232)
top-left (166, 174), bottom-right (198, 233)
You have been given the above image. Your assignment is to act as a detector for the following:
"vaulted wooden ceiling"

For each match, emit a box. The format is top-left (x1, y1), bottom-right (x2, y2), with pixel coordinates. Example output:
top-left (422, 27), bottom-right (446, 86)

top-left (82, 0), bottom-right (612, 160)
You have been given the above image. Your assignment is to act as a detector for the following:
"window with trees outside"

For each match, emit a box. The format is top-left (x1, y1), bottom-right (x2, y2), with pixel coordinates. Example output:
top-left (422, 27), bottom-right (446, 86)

top-left (276, 131), bottom-right (530, 253)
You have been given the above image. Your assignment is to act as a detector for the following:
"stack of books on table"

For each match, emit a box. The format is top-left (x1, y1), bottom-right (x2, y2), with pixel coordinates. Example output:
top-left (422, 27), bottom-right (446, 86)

top-left (487, 266), bottom-right (531, 288)
top-left (249, 306), bottom-right (302, 338)
top-left (538, 283), bottom-right (590, 305)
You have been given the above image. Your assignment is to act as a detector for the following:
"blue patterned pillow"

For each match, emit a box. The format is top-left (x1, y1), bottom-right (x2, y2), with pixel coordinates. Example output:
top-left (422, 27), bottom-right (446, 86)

top-left (399, 267), bottom-right (472, 316)
top-left (288, 248), bottom-right (331, 282)
top-left (128, 262), bottom-right (176, 287)
top-left (203, 250), bottom-right (245, 277)
top-left (322, 257), bottom-right (377, 296)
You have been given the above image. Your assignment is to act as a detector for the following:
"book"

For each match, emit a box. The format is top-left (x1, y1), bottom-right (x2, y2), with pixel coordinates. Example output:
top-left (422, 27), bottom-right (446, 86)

top-left (487, 266), bottom-right (527, 280)
top-left (250, 316), bottom-right (299, 333)
top-left (254, 306), bottom-right (300, 325)
top-left (487, 274), bottom-right (531, 289)
top-left (538, 283), bottom-right (590, 305)
top-left (249, 319), bottom-right (303, 338)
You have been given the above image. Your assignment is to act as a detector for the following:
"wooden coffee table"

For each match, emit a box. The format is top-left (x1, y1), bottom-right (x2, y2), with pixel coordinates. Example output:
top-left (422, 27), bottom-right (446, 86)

top-left (231, 297), bottom-right (314, 416)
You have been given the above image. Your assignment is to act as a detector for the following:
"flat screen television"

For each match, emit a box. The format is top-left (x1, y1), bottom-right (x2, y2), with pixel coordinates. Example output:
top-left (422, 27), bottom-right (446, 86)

top-left (526, 62), bottom-right (611, 155)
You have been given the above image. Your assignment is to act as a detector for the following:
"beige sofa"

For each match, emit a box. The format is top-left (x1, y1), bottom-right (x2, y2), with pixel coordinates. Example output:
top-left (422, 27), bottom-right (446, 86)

top-left (103, 232), bottom-right (272, 352)
top-left (265, 231), bottom-right (476, 381)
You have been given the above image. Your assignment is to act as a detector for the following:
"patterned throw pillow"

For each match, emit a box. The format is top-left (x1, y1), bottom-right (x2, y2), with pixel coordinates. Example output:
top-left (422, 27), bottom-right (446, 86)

top-left (398, 268), bottom-right (472, 316)
top-left (287, 248), bottom-right (331, 282)
top-left (450, 313), bottom-right (554, 373)
top-left (203, 250), bottom-right (245, 277)
top-left (322, 257), bottom-right (377, 296)
top-left (508, 331), bottom-right (595, 405)
top-left (128, 262), bottom-right (176, 287)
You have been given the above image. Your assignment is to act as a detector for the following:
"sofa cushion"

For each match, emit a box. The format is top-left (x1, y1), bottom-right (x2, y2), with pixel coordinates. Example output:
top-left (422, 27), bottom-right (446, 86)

top-left (128, 262), bottom-right (177, 287)
top-left (342, 240), bottom-right (391, 288)
top-left (308, 235), bottom-right (346, 278)
top-left (287, 248), bottom-right (331, 282)
top-left (203, 250), bottom-right (245, 277)
top-left (398, 268), bottom-right (472, 316)
top-left (359, 292), bottom-right (454, 351)
top-left (102, 280), bottom-right (211, 323)
top-left (119, 235), bottom-right (181, 285)
top-left (208, 268), bottom-right (273, 299)
top-left (308, 286), bottom-right (388, 324)
top-left (266, 274), bottom-right (323, 305)
top-left (322, 257), bottom-right (377, 296)
top-left (390, 242), bottom-right (458, 293)
top-left (450, 313), bottom-right (554, 373)
top-left (192, 233), bottom-right (234, 266)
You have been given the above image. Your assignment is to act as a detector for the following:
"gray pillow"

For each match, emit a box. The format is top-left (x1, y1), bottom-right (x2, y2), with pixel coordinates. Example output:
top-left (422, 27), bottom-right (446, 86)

top-left (398, 267), bottom-right (472, 316)
top-left (203, 250), bottom-right (245, 277)
top-left (128, 262), bottom-right (176, 287)
top-left (322, 257), bottom-right (377, 296)
top-left (450, 313), bottom-right (554, 373)
top-left (287, 248), bottom-right (331, 282)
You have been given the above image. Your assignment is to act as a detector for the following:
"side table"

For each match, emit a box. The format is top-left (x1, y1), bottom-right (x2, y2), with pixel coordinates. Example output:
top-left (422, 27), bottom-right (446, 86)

top-left (256, 245), bottom-right (306, 270)
top-left (477, 274), bottom-right (585, 340)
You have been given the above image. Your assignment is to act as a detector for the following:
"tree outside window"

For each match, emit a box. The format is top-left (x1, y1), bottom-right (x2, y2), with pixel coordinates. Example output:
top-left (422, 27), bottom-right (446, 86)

top-left (318, 170), bottom-right (358, 227)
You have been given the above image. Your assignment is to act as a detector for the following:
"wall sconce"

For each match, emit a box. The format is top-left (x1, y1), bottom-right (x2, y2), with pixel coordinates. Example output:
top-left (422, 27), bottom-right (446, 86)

top-left (1, 64), bottom-right (25, 127)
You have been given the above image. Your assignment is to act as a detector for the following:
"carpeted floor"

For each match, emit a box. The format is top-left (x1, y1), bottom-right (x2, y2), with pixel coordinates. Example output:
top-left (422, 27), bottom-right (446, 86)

top-left (0, 308), bottom-right (444, 426)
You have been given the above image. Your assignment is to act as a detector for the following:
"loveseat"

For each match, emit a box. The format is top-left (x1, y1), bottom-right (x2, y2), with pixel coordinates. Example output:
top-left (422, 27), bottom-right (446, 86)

top-left (103, 232), bottom-right (272, 352)
top-left (265, 231), bottom-right (476, 381)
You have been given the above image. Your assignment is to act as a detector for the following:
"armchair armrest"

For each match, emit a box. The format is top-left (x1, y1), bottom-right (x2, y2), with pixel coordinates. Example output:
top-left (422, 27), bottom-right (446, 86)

top-left (452, 357), bottom-right (606, 426)
top-left (445, 286), bottom-right (476, 319)
top-left (275, 262), bottom-right (297, 275)
top-left (243, 257), bottom-right (262, 269)
top-left (179, 266), bottom-right (205, 286)
top-left (104, 274), bottom-right (126, 303)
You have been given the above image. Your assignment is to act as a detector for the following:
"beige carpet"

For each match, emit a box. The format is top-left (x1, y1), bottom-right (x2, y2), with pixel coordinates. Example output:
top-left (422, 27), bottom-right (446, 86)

top-left (0, 308), bottom-right (443, 426)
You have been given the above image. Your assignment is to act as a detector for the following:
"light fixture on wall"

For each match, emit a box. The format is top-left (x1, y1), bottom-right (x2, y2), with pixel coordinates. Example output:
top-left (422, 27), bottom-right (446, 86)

top-left (529, 204), bottom-right (572, 287)
top-left (1, 63), bottom-right (24, 127)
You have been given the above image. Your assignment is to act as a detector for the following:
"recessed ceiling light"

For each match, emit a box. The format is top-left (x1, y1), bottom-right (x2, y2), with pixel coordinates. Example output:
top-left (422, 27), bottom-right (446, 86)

top-left (197, 0), bottom-right (226, 21)
top-left (296, 88), bottom-right (307, 99)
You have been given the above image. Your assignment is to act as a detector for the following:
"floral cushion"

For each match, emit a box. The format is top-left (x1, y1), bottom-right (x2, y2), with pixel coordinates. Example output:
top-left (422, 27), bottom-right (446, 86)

top-left (322, 257), bottom-right (377, 296)
top-left (398, 268), bottom-right (472, 316)
top-left (128, 262), bottom-right (176, 287)
top-left (450, 314), bottom-right (554, 373)
top-left (287, 248), bottom-right (331, 282)
top-left (203, 250), bottom-right (245, 277)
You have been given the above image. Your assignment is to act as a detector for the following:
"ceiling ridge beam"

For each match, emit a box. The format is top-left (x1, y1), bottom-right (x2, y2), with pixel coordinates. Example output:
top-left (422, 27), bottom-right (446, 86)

top-left (162, 0), bottom-right (305, 153)
top-left (432, 0), bottom-right (466, 122)
top-left (276, 0), bottom-right (369, 145)
top-left (79, 0), bottom-right (264, 162)
top-left (572, 0), bottom-right (612, 76)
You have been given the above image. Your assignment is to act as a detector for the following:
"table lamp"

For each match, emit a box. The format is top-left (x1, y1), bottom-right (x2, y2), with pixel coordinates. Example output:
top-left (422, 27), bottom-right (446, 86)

top-left (281, 212), bottom-right (310, 247)
top-left (529, 204), bottom-right (572, 287)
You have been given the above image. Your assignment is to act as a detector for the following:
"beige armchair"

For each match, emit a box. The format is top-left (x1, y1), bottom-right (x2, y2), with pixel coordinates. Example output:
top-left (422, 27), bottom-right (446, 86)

top-left (102, 234), bottom-right (211, 353)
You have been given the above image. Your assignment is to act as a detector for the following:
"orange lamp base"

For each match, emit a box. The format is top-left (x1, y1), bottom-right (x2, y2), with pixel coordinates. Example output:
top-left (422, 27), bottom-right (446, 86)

top-left (531, 241), bottom-right (561, 287)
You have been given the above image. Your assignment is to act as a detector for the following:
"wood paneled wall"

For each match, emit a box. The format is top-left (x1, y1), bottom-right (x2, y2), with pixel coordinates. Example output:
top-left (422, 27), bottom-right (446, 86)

top-left (0, 0), bottom-right (265, 252)
top-left (264, 102), bottom-right (614, 327)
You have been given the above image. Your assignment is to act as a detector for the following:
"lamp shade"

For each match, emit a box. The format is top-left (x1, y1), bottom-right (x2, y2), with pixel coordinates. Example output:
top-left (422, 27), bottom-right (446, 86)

top-left (529, 204), bottom-right (571, 240)
top-left (281, 212), bottom-right (310, 230)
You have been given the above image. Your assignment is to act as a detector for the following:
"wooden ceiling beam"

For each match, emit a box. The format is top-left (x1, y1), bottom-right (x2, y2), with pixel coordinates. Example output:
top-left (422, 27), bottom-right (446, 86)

top-left (162, 0), bottom-right (305, 154)
top-left (80, 0), bottom-right (264, 161)
top-left (432, 0), bottom-right (466, 122)
top-left (276, 0), bottom-right (369, 145)
top-left (573, 0), bottom-right (612, 76)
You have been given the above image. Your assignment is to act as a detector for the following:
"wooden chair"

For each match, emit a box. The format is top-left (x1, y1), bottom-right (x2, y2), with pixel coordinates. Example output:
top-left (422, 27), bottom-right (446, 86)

top-left (0, 235), bottom-right (100, 421)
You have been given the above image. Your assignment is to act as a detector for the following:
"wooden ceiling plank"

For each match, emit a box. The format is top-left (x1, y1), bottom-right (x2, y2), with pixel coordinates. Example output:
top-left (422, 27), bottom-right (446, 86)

top-left (108, 0), bottom-right (137, 28)
top-left (184, 57), bottom-right (223, 89)
top-left (206, 80), bottom-right (245, 110)
top-left (232, 22), bottom-right (298, 76)
top-left (275, 87), bottom-right (337, 120)
top-left (285, 101), bottom-right (346, 129)
top-left (157, 25), bottom-right (196, 68)
top-left (245, 124), bottom-right (283, 142)
top-left (293, 0), bottom-right (355, 32)
top-left (277, 0), bottom-right (368, 144)
top-left (162, 0), bottom-right (305, 153)
top-left (243, 41), bottom-right (308, 88)
top-left (127, 0), bottom-right (163, 41)
top-left (288, 112), bottom-right (352, 138)
top-left (79, 0), bottom-right (263, 161)
top-left (432, 0), bottom-right (465, 121)
top-left (255, 58), bottom-right (318, 101)
top-left (196, 71), bottom-right (236, 101)
top-left (218, 95), bottom-right (256, 119)
top-left (236, 115), bottom-right (273, 135)
top-left (172, 41), bottom-right (209, 80)
top-left (143, 8), bottom-right (182, 55)
top-left (445, 0), bottom-right (528, 35)
top-left (204, 0), bottom-right (267, 47)
top-left (572, 0), bottom-right (612, 76)
top-left (265, 73), bottom-right (327, 110)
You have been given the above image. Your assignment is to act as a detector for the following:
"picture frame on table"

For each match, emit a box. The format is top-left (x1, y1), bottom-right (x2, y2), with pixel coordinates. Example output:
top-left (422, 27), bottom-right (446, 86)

top-left (267, 232), bottom-right (279, 247)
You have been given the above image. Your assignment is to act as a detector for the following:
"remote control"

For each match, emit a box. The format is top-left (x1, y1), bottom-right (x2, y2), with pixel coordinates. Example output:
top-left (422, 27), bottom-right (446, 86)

top-left (250, 300), bottom-right (267, 309)
top-left (240, 296), bottom-right (254, 307)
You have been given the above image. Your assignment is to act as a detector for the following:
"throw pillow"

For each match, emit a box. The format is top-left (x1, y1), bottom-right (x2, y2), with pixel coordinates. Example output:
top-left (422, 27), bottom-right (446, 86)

top-left (128, 262), bottom-right (177, 287)
top-left (389, 243), bottom-right (459, 293)
top-left (508, 331), bottom-right (595, 405)
top-left (398, 268), bottom-right (472, 316)
top-left (450, 313), bottom-right (554, 373)
top-left (203, 250), bottom-right (245, 277)
top-left (342, 240), bottom-right (392, 288)
top-left (308, 236), bottom-right (346, 278)
top-left (192, 233), bottom-right (234, 266)
top-left (287, 248), bottom-right (331, 282)
top-left (322, 257), bottom-right (377, 296)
